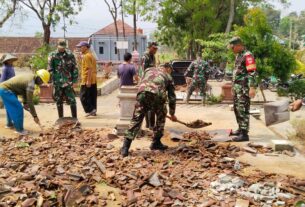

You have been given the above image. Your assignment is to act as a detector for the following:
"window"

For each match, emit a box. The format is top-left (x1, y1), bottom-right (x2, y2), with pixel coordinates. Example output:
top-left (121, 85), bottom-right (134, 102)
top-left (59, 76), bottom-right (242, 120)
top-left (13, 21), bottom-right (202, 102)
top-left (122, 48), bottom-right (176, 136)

top-left (115, 46), bottom-right (118, 54)
top-left (99, 47), bottom-right (104, 54)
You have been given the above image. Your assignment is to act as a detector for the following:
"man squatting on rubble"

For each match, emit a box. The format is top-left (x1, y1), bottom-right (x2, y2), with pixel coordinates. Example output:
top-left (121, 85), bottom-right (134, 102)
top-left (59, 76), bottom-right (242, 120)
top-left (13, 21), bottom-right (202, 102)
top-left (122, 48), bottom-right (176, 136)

top-left (290, 98), bottom-right (305, 112)
top-left (121, 63), bottom-right (178, 157)
top-left (0, 69), bottom-right (50, 135)
top-left (227, 37), bottom-right (257, 142)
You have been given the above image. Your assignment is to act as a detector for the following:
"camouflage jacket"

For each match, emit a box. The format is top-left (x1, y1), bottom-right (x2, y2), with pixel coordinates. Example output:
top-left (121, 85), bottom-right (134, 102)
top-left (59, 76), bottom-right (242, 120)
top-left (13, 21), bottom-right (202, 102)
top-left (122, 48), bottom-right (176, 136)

top-left (141, 52), bottom-right (156, 71)
top-left (138, 67), bottom-right (176, 115)
top-left (48, 49), bottom-right (78, 87)
top-left (233, 50), bottom-right (257, 87)
top-left (184, 59), bottom-right (209, 81)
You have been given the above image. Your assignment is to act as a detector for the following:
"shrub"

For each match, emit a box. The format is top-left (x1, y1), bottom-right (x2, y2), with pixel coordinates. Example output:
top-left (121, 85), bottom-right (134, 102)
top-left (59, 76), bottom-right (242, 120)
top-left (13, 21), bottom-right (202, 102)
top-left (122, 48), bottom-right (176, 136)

top-left (206, 94), bottom-right (223, 105)
top-left (29, 45), bottom-right (54, 70)
top-left (288, 79), bottom-right (305, 100)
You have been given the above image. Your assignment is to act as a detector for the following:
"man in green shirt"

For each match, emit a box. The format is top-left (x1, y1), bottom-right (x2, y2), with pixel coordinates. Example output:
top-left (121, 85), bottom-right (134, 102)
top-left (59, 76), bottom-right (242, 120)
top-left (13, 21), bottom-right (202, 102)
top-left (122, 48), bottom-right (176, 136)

top-left (0, 69), bottom-right (50, 135)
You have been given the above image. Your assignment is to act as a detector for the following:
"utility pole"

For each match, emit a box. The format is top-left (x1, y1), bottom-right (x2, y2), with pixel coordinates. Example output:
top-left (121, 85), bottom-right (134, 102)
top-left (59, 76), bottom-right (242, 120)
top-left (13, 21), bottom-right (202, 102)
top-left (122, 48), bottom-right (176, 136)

top-left (289, 18), bottom-right (292, 49)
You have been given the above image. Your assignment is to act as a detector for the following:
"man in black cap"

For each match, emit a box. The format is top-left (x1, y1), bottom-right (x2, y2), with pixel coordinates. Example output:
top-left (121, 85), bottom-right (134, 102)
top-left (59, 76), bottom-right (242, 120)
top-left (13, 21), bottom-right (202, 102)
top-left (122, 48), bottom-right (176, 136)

top-left (228, 37), bottom-right (257, 142)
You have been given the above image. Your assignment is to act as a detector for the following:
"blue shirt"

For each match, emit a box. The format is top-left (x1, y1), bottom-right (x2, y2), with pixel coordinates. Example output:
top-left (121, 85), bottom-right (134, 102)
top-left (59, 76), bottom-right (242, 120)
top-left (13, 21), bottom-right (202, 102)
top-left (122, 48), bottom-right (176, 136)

top-left (0, 65), bottom-right (15, 83)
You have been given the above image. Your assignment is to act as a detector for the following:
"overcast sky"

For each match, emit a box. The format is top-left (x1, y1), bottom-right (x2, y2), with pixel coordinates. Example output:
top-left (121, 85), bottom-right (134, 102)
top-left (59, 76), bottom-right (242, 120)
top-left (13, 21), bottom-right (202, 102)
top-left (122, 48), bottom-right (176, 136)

top-left (0, 0), bottom-right (304, 37)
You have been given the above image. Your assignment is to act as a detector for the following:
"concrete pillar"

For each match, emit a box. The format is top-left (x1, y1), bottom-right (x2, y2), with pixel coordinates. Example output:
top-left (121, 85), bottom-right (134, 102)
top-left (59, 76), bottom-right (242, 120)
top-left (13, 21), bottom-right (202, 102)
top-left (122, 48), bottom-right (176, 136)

top-left (221, 82), bottom-right (233, 101)
top-left (116, 86), bottom-right (138, 135)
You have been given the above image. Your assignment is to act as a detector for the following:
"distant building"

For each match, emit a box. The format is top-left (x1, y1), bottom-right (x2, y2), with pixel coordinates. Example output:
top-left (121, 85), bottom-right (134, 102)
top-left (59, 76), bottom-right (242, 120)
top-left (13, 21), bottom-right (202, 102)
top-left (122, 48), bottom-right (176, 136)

top-left (90, 20), bottom-right (147, 61)
top-left (0, 37), bottom-right (87, 56)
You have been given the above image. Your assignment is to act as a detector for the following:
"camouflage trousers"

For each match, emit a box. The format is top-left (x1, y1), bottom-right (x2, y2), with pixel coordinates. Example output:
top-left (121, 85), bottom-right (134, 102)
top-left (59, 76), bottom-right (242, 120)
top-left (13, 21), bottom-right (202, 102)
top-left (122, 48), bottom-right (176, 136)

top-left (233, 83), bottom-right (250, 132)
top-left (125, 92), bottom-right (167, 140)
top-left (186, 79), bottom-right (206, 102)
top-left (53, 85), bottom-right (76, 106)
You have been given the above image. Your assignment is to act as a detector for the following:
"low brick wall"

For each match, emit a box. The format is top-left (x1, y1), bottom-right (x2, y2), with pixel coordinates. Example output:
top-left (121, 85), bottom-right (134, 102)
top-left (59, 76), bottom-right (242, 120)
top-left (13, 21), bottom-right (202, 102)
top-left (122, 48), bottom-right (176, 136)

top-left (99, 76), bottom-right (120, 96)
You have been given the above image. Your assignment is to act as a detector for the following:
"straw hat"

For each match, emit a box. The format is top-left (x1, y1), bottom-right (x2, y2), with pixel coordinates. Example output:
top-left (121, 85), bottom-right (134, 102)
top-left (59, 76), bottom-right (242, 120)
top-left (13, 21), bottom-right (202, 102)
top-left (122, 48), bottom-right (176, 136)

top-left (1, 53), bottom-right (18, 64)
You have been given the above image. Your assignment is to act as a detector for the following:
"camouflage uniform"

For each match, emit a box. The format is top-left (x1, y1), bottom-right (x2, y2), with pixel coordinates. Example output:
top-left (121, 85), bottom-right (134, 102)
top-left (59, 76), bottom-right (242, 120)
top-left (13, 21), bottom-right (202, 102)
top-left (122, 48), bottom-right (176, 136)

top-left (48, 50), bottom-right (78, 106)
top-left (184, 59), bottom-right (209, 102)
top-left (233, 50), bottom-right (256, 132)
top-left (125, 67), bottom-right (176, 141)
top-left (141, 51), bottom-right (156, 71)
top-left (141, 51), bottom-right (157, 128)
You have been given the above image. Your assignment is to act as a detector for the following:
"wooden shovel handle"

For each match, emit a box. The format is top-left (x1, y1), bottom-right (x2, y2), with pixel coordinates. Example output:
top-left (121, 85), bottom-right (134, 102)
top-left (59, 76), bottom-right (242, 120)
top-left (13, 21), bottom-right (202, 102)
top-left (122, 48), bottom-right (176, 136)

top-left (166, 115), bottom-right (187, 126)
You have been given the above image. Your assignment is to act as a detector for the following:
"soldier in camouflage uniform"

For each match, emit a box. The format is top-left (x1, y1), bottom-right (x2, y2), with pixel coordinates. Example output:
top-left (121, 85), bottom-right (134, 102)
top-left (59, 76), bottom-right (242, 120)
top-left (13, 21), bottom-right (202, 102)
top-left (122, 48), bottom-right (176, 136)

top-left (141, 42), bottom-right (158, 129)
top-left (184, 53), bottom-right (209, 104)
top-left (121, 63), bottom-right (177, 157)
top-left (48, 39), bottom-right (78, 119)
top-left (228, 37), bottom-right (257, 142)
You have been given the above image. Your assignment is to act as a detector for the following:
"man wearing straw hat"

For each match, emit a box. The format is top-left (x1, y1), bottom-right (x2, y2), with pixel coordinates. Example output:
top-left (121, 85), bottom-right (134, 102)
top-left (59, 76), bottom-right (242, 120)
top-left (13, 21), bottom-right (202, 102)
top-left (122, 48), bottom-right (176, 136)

top-left (0, 53), bottom-right (17, 83)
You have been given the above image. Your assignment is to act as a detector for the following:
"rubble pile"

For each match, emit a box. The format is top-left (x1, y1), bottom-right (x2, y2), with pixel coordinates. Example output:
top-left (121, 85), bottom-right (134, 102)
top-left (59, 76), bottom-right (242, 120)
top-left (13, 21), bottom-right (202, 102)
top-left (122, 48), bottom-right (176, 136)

top-left (0, 124), bottom-right (304, 206)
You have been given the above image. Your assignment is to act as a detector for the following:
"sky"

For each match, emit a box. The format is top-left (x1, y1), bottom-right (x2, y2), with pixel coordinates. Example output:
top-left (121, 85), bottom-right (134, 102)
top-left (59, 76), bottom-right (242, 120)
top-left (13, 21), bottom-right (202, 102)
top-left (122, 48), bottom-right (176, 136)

top-left (0, 0), bottom-right (304, 38)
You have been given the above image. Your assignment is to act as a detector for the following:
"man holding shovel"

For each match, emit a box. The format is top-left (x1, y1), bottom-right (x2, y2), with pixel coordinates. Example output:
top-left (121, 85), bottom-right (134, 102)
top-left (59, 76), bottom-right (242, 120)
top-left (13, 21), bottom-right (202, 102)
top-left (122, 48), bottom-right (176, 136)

top-left (0, 69), bottom-right (50, 135)
top-left (121, 63), bottom-right (177, 157)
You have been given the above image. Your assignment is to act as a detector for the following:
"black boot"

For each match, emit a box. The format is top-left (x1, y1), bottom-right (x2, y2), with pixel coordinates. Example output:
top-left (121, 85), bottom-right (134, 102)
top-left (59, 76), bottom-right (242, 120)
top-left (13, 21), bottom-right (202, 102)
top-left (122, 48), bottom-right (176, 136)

top-left (70, 105), bottom-right (77, 118)
top-left (230, 129), bottom-right (241, 136)
top-left (57, 104), bottom-right (64, 118)
top-left (232, 130), bottom-right (249, 142)
top-left (121, 138), bottom-right (132, 157)
top-left (150, 137), bottom-right (168, 151)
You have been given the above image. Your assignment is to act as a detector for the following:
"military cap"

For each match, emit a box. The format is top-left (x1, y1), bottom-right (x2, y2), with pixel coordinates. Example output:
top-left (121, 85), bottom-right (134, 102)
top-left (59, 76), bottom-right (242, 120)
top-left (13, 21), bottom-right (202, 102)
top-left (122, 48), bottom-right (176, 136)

top-left (57, 39), bottom-right (67, 49)
top-left (228, 37), bottom-right (243, 45)
top-left (148, 41), bottom-right (158, 48)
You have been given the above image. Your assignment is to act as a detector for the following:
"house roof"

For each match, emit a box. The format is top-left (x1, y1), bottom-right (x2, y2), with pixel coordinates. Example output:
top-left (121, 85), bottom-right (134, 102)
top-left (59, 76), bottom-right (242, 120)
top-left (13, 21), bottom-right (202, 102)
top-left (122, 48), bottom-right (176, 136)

top-left (0, 37), bottom-right (88, 55)
top-left (93, 20), bottom-right (143, 36)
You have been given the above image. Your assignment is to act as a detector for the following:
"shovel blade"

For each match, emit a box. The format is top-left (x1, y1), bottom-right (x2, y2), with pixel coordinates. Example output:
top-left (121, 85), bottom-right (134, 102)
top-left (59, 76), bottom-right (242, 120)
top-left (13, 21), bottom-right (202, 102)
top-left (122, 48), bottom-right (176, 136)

top-left (264, 100), bottom-right (290, 126)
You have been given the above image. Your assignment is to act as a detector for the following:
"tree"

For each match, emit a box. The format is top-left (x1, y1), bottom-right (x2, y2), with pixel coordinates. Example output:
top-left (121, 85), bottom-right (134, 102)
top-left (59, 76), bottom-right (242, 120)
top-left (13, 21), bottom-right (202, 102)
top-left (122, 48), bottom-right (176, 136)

top-left (0, 0), bottom-right (17, 28)
top-left (225, 0), bottom-right (235, 33)
top-left (104, 0), bottom-right (121, 60)
top-left (18, 0), bottom-right (82, 45)
top-left (155, 0), bottom-right (266, 59)
top-left (123, 0), bottom-right (157, 51)
top-left (262, 5), bottom-right (281, 33)
top-left (235, 8), bottom-right (296, 81)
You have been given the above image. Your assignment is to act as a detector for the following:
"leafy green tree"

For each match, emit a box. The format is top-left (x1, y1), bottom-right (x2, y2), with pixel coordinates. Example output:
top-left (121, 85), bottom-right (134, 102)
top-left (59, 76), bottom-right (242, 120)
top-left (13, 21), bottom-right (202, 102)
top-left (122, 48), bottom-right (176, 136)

top-left (155, 0), bottom-right (266, 59)
top-left (196, 33), bottom-right (234, 64)
top-left (236, 8), bottom-right (296, 81)
top-left (18, 0), bottom-right (82, 44)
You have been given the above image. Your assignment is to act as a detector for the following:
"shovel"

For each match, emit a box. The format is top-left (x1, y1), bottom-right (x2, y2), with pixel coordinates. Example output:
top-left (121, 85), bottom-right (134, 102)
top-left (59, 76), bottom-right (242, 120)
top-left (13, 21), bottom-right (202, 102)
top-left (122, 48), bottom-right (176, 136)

top-left (166, 115), bottom-right (212, 129)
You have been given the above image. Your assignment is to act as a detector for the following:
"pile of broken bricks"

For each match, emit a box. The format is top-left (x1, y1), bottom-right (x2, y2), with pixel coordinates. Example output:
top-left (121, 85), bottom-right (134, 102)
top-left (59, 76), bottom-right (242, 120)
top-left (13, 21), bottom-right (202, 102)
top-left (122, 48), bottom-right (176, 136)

top-left (0, 124), bottom-right (304, 206)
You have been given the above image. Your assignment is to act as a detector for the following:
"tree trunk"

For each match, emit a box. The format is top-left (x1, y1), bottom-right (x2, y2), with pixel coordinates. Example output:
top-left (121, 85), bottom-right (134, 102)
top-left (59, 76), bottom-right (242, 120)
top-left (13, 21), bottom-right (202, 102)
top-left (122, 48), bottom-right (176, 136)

top-left (114, 21), bottom-right (121, 61)
top-left (121, 0), bottom-right (126, 53)
top-left (225, 0), bottom-right (235, 33)
top-left (133, 0), bottom-right (137, 51)
top-left (43, 24), bottom-right (51, 45)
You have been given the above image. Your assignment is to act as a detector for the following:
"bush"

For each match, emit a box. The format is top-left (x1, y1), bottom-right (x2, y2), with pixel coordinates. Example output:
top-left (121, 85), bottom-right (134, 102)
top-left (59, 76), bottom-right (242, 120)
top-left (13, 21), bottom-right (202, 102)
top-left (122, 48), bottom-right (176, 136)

top-left (288, 79), bottom-right (305, 100)
top-left (206, 94), bottom-right (223, 105)
top-left (14, 55), bottom-right (31, 68)
top-left (29, 45), bottom-right (54, 70)
top-left (277, 87), bottom-right (289, 97)
top-left (32, 95), bottom-right (40, 105)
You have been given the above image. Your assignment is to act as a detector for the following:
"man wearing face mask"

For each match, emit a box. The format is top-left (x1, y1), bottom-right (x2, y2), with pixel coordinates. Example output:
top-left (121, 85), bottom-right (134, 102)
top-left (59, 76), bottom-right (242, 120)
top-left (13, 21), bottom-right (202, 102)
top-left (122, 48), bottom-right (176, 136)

top-left (228, 37), bottom-right (257, 142)
top-left (184, 52), bottom-right (209, 104)
top-left (48, 39), bottom-right (78, 119)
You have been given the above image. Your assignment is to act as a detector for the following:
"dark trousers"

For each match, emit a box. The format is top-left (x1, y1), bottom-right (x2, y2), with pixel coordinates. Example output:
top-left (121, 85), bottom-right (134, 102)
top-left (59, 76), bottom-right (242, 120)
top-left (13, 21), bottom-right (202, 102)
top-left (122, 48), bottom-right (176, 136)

top-left (80, 84), bottom-right (97, 113)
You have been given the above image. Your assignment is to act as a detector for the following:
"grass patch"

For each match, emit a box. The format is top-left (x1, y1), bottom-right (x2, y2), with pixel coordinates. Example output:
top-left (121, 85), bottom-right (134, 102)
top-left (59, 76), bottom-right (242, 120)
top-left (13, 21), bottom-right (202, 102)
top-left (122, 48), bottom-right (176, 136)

top-left (206, 94), bottom-right (223, 105)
